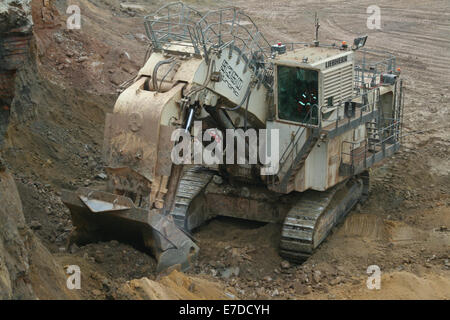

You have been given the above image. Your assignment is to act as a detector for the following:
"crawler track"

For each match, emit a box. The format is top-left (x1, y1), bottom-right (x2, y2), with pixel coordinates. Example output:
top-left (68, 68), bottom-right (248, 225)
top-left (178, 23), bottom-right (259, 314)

top-left (171, 166), bottom-right (215, 230)
top-left (280, 178), bottom-right (364, 262)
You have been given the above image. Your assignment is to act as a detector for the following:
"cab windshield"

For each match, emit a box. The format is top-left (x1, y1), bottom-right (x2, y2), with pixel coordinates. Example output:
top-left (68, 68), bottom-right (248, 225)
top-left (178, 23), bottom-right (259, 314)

top-left (277, 65), bottom-right (319, 125)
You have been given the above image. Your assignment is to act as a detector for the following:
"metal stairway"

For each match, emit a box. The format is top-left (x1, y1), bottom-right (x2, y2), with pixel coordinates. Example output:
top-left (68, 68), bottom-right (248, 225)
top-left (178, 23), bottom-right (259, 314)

top-left (366, 120), bottom-right (380, 152)
top-left (339, 80), bottom-right (404, 176)
top-left (270, 126), bottom-right (320, 194)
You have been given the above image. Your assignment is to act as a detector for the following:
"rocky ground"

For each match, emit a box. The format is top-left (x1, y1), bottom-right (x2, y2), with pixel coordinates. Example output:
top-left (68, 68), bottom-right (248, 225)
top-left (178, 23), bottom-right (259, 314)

top-left (0, 0), bottom-right (448, 299)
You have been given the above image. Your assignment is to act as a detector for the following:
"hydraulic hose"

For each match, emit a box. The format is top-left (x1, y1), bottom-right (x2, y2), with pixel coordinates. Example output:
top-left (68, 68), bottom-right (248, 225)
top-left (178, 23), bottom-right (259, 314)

top-left (152, 57), bottom-right (175, 92)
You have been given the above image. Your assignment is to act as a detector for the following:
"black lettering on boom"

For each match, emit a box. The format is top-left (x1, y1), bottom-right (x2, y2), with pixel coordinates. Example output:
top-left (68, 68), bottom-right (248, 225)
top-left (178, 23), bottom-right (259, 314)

top-left (220, 60), bottom-right (244, 97)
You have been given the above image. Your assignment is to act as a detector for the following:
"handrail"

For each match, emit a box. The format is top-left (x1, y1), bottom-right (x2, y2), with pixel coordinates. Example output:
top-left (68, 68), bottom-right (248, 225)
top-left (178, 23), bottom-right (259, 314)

top-left (278, 105), bottom-right (319, 174)
top-left (145, 3), bottom-right (273, 86)
top-left (341, 125), bottom-right (401, 166)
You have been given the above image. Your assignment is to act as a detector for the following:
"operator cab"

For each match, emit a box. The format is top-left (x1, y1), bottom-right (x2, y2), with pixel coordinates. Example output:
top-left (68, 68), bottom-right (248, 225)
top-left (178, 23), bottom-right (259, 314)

top-left (277, 66), bottom-right (319, 125)
top-left (274, 46), bottom-right (354, 127)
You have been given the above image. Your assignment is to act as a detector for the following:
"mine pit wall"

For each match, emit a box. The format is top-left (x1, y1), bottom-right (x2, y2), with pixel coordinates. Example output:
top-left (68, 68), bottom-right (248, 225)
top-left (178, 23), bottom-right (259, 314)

top-left (0, 0), bottom-right (78, 300)
top-left (0, 0), bottom-right (33, 148)
top-left (2, 0), bottom-right (114, 188)
top-left (0, 170), bottom-right (78, 299)
top-left (0, 34), bottom-right (33, 101)
top-left (0, 35), bottom-right (32, 143)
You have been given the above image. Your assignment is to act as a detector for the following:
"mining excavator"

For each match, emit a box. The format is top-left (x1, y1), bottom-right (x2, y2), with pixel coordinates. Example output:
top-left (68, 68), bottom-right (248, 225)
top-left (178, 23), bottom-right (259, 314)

top-left (62, 3), bottom-right (404, 272)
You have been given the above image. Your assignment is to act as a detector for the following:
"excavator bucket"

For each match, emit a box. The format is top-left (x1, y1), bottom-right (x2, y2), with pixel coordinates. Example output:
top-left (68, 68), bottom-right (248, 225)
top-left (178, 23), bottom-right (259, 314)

top-left (62, 187), bottom-right (199, 272)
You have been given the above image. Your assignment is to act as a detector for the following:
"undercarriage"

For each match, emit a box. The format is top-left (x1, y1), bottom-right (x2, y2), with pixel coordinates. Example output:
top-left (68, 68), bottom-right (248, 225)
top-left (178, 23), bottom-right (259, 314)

top-left (62, 167), bottom-right (369, 270)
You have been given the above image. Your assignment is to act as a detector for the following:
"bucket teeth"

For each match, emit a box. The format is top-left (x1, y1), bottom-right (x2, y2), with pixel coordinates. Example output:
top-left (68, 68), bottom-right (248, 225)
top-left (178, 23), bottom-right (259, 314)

top-left (62, 188), bottom-right (199, 273)
top-left (154, 239), bottom-right (199, 273)
top-left (148, 213), bottom-right (199, 272)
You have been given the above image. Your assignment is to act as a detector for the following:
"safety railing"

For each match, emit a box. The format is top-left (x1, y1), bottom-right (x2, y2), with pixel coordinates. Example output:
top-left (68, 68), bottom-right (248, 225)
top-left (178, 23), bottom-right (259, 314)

top-left (144, 2), bottom-right (204, 54)
top-left (278, 105), bottom-right (320, 169)
top-left (144, 3), bottom-right (273, 85)
top-left (269, 105), bottom-right (321, 190)
top-left (196, 8), bottom-right (272, 59)
top-left (341, 140), bottom-right (368, 169)
top-left (354, 49), bottom-right (396, 91)
top-left (341, 117), bottom-right (401, 174)
top-left (318, 87), bottom-right (380, 136)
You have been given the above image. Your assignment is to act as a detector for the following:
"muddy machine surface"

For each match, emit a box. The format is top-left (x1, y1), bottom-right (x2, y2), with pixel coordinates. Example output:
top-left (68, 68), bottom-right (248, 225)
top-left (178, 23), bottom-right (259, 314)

top-left (62, 3), bottom-right (404, 270)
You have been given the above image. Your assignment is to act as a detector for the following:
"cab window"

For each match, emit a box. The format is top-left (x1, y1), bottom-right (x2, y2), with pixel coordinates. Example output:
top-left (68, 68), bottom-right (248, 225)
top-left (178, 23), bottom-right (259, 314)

top-left (277, 66), bottom-right (319, 125)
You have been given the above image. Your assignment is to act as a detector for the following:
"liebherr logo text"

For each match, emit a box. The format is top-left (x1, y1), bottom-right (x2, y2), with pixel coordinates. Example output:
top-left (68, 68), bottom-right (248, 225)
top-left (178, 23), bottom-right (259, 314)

top-left (178, 304), bottom-right (269, 317)
top-left (325, 55), bottom-right (348, 68)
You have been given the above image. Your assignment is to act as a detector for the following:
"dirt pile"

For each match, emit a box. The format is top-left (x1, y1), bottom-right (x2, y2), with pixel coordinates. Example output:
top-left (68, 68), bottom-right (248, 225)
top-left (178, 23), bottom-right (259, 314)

top-left (306, 271), bottom-right (450, 300)
top-left (119, 269), bottom-right (235, 300)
